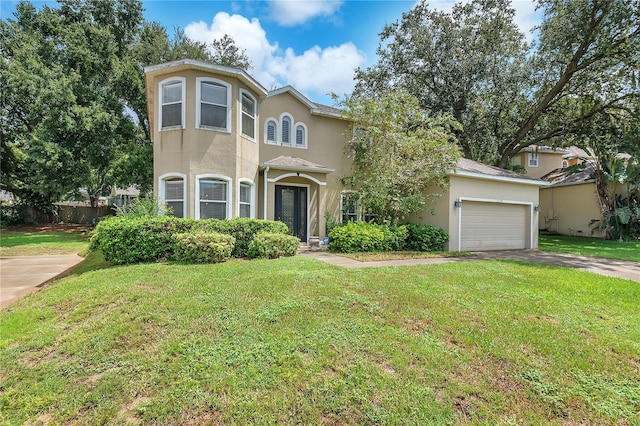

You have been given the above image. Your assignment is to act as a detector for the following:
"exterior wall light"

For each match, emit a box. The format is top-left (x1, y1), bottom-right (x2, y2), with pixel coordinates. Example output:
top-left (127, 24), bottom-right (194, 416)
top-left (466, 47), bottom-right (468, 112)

top-left (454, 200), bottom-right (462, 208)
top-left (534, 204), bottom-right (541, 212)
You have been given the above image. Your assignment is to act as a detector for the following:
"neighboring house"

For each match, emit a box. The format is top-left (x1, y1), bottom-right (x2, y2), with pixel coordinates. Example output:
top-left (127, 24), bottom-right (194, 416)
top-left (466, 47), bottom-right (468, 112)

top-left (144, 59), bottom-right (548, 250)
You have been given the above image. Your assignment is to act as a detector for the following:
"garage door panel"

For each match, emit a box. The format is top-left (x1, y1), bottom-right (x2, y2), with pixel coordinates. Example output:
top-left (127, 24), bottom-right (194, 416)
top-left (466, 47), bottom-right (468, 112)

top-left (461, 202), bottom-right (527, 251)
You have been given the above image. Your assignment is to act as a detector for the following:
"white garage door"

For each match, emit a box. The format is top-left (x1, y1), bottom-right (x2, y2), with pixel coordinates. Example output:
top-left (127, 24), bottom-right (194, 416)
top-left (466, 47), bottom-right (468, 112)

top-left (461, 202), bottom-right (527, 251)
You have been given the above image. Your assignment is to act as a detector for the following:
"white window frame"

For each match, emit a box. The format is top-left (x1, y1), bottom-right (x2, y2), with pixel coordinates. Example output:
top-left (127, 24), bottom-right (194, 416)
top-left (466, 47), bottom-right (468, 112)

top-left (195, 174), bottom-right (232, 220)
top-left (239, 89), bottom-right (257, 141)
top-left (264, 118), bottom-right (278, 144)
top-left (340, 190), bottom-right (360, 223)
top-left (158, 172), bottom-right (187, 218)
top-left (294, 123), bottom-right (308, 149)
top-left (159, 77), bottom-right (186, 131)
top-left (280, 113), bottom-right (293, 145)
top-left (528, 152), bottom-right (539, 167)
top-left (238, 179), bottom-right (255, 218)
top-left (196, 77), bottom-right (231, 132)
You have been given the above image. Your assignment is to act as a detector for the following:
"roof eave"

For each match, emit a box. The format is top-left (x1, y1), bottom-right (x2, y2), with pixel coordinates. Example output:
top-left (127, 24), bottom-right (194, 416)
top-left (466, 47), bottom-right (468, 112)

top-left (262, 163), bottom-right (336, 174)
top-left (451, 169), bottom-right (551, 186)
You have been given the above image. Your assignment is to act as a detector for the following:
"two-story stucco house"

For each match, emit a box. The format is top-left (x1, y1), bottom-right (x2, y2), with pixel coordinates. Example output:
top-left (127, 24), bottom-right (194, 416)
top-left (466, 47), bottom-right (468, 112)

top-left (145, 59), bottom-right (548, 251)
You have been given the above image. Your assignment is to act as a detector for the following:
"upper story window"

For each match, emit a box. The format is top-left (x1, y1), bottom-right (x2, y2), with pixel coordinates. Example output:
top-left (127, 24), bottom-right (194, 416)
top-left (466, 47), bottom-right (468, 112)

top-left (197, 78), bottom-right (230, 131)
top-left (528, 152), bottom-right (539, 167)
top-left (281, 115), bottom-right (292, 145)
top-left (295, 124), bottom-right (307, 148)
top-left (266, 119), bottom-right (277, 144)
top-left (160, 78), bottom-right (185, 130)
top-left (240, 90), bottom-right (256, 140)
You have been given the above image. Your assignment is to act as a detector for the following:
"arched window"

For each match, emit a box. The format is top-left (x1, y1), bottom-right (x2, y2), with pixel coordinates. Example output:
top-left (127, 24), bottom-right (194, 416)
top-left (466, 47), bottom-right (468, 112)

top-left (159, 173), bottom-right (186, 218)
top-left (265, 119), bottom-right (277, 144)
top-left (281, 115), bottom-right (292, 145)
top-left (159, 77), bottom-right (185, 130)
top-left (295, 124), bottom-right (307, 148)
top-left (196, 175), bottom-right (231, 220)
top-left (197, 78), bottom-right (230, 131)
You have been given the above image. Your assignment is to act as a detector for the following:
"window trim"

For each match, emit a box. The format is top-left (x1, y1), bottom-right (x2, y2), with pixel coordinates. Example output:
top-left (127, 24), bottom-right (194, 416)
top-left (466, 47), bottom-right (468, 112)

top-left (239, 89), bottom-right (257, 141)
top-left (159, 77), bottom-right (186, 131)
top-left (196, 77), bottom-right (231, 132)
top-left (528, 152), bottom-right (539, 167)
top-left (195, 174), bottom-right (232, 220)
top-left (158, 172), bottom-right (187, 218)
top-left (280, 113), bottom-right (293, 145)
top-left (294, 123), bottom-right (308, 149)
top-left (264, 118), bottom-right (278, 144)
top-left (238, 178), bottom-right (255, 219)
top-left (340, 190), bottom-right (360, 224)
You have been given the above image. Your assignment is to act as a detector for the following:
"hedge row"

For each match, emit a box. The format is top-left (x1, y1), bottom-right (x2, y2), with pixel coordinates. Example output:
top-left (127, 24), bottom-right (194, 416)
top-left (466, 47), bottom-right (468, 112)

top-left (90, 216), bottom-right (294, 264)
top-left (328, 221), bottom-right (448, 253)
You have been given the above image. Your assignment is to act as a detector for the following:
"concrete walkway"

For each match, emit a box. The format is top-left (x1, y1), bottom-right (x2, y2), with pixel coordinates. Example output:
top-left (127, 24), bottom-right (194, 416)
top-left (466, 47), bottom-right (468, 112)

top-left (0, 254), bottom-right (84, 309)
top-left (300, 249), bottom-right (640, 282)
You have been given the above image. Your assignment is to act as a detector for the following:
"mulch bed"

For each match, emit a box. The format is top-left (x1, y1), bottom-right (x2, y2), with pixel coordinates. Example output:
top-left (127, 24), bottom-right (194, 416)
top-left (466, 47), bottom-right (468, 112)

top-left (1, 224), bottom-right (94, 233)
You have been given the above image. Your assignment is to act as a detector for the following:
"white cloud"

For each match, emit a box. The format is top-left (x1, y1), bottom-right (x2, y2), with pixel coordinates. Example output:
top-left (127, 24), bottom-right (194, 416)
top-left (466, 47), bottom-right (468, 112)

top-left (184, 12), bottom-right (366, 101)
top-left (268, 0), bottom-right (344, 26)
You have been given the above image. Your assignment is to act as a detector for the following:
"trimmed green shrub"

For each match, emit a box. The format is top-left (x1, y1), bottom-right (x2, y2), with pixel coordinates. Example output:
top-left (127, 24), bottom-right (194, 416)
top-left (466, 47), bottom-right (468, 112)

top-left (404, 223), bottom-right (449, 252)
top-left (90, 216), bottom-right (195, 264)
top-left (192, 218), bottom-right (289, 257)
top-left (247, 232), bottom-right (299, 259)
top-left (328, 221), bottom-right (407, 253)
top-left (173, 231), bottom-right (235, 263)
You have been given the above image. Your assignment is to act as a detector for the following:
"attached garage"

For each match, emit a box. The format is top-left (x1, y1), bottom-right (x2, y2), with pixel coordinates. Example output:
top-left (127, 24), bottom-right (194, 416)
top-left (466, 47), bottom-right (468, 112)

top-left (411, 158), bottom-right (549, 251)
top-left (460, 200), bottom-right (528, 251)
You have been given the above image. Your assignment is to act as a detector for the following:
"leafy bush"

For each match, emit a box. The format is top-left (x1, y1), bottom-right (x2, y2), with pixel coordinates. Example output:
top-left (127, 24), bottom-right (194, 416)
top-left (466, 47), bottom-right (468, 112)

top-left (404, 223), bottom-right (449, 252)
top-left (90, 216), bottom-right (194, 264)
top-left (328, 221), bottom-right (407, 253)
top-left (0, 204), bottom-right (23, 226)
top-left (192, 218), bottom-right (289, 257)
top-left (173, 231), bottom-right (235, 263)
top-left (114, 196), bottom-right (165, 218)
top-left (247, 232), bottom-right (299, 259)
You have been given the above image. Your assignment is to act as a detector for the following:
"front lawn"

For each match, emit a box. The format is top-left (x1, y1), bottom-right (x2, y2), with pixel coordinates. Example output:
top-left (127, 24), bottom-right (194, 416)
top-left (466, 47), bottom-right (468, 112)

top-left (1, 256), bottom-right (638, 424)
top-left (0, 226), bottom-right (90, 256)
top-left (539, 233), bottom-right (640, 261)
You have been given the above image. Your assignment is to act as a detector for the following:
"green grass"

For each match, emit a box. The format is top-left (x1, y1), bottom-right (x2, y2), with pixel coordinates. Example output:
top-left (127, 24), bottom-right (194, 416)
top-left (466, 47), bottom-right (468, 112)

top-left (0, 230), bottom-right (90, 256)
top-left (1, 256), bottom-right (639, 425)
top-left (337, 251), bottom-right (472, 261)
top-left (539, 234), bottom-right (640, 261)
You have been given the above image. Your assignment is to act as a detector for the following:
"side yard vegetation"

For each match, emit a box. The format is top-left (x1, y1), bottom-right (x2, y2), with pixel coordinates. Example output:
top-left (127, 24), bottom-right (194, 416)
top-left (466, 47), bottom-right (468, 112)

top-left (89, 217), bottom-right (299, 264)
top-left (539, 234), bottom-right (640, 262)
top-left (328, 221), bottom-right (447, 253)
top-left (1, 257), bottom-right (638, 424)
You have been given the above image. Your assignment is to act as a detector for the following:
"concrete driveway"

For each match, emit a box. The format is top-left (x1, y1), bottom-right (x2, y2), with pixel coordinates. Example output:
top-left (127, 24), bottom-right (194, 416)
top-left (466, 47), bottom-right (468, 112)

top-left (0, 254), bottom-right (84, 309)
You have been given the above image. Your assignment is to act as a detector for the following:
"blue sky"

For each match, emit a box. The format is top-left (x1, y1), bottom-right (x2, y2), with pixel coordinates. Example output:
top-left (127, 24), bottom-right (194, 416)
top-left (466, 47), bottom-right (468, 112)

top-left (1, 0), bottom-right (541, 105)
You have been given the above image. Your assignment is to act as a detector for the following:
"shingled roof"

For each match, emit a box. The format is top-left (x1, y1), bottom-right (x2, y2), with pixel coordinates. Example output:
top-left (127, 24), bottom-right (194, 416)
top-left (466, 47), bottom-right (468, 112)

top-left (453, 158), bottom-right (548, 185)
top-left (263, 156), bottom-right (335, 173)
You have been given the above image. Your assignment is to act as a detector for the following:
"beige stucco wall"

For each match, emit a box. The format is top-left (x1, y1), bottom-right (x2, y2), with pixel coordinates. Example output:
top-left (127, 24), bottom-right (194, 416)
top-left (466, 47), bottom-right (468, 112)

top-left (539, 182), bottom-right (604, 238)
top-left (512, 151), bottom-right (565, 179)
top-left (148, 69), bottom-right (263, 218)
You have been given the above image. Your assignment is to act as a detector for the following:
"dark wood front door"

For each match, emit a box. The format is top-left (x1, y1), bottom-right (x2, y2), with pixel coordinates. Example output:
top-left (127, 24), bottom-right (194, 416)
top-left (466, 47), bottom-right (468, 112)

top-left (275, 185), bottom-right (307, 241)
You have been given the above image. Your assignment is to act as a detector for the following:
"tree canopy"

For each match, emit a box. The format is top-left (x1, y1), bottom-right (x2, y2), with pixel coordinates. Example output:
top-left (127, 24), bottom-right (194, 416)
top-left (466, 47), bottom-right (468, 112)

top-left (355, 0), bottom-right (640, 168)
top-left (1, 0), bottom-right (251, 211)
top-left (339, 91), bottom-right (461, 225)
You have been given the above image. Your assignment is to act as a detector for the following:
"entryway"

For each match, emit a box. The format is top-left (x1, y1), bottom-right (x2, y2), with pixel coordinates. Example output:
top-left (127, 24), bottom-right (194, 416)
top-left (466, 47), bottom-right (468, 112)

top-left (275, 185), bottom-right (308, 241)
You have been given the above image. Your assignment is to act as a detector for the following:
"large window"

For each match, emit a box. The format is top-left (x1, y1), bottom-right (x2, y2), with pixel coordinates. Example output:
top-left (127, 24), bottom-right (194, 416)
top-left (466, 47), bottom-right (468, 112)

top-left (162, 176), bottom-right (185, 218)
top-left (239, 182), bottom-right (252, 218)
top-left (241, 91), bottom-right (256, 139)
top-left (198, 178), bottom-right (228, 219)
top-left (160, 78), bottom-right (184, 129)
top-left (197, 78), bottom-right (229, 131)
top-left (341, 191), bottom-right (360, 223)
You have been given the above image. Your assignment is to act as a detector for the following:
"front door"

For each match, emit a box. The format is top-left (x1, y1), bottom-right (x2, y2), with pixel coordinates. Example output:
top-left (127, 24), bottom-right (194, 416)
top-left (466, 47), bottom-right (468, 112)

top-left (275, 185), bottom-right (307, 241)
